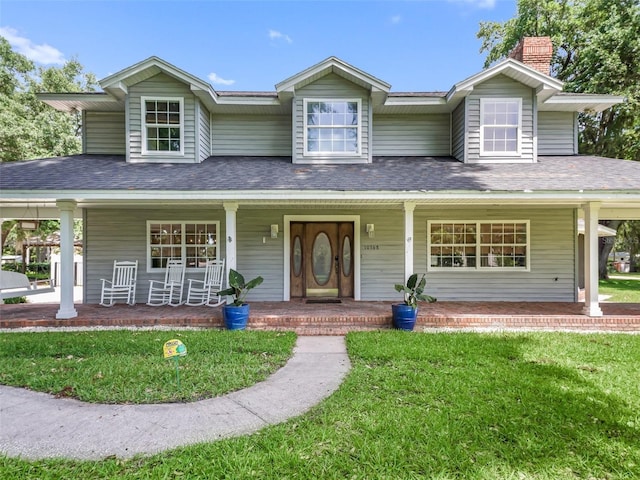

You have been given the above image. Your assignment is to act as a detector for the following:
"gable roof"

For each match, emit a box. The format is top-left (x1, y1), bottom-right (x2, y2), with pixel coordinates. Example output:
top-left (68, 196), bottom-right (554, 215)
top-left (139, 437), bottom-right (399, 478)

top-left (276, 57), bottom-right (390, 93)
top-left (98, 56), bottom-right (220, 112)
top-left (447, 58), bottom-right (564, 106)
top-left (37, 55), bottom-right (623, 115)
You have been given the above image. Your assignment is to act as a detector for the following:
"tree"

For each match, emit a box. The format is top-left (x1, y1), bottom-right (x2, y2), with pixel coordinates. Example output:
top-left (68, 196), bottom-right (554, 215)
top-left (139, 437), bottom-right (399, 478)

top-left (0, 36), bottom-right (97, 162)
top-left (616, 220), bottom-right (640, 273)
top-left (477, 0), bottom-right (640, 279)
top-left (0, 37), bottom-right (96, 255)
top-left (477, 0), bottom-right (640, 161)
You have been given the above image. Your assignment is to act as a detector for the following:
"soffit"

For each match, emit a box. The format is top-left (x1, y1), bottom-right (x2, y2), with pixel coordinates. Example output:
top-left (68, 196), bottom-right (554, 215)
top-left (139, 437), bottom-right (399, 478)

top-left (37, 93), bottom-right (124, 113)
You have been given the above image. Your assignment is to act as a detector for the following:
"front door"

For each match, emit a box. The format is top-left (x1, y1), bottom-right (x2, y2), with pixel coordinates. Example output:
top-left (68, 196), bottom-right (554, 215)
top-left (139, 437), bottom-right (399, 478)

top-left (290, 222), bottom-right (354, 298)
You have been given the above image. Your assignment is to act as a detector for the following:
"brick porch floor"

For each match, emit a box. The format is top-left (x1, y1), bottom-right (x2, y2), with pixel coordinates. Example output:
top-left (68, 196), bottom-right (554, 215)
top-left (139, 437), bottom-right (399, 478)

top-left (1, 300), bottom-right (639, 334)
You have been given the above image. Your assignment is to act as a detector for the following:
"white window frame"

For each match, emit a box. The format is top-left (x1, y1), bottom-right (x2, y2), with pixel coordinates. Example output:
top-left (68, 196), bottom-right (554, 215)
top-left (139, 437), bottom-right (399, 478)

top-left (479, 98), bottom-right (522, 156)
top-left (303, 98), bottom-right (361, 156)
top-left (146, 220), bottom-right (220, 272)
top-left (141, 96), bottom-right (185, 156)
top-left (427, 220), bottom-right (530, 272)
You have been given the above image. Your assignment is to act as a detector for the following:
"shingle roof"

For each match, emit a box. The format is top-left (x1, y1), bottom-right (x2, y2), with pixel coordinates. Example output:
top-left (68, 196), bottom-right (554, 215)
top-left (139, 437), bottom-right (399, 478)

top-left (1, 155), bottom-right (639, 194)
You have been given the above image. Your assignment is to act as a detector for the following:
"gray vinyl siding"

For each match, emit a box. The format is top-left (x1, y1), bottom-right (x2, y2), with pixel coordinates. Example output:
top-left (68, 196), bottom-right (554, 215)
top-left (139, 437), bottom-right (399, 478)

top-left (293, 73), bottom-right (370, 164)
top-left (466, 75), bottom-right (535, 163)
top-left (451, 101), bottom-right (465, 161)
top-left (357, 209), bottom-right (404, 300)
top-left (414, 207), bottom-right (575, 301)
top-left (128, 73), bottom-right (197, 163)
top-left (372, 114), bottom-right (450, 156)
top-left (84, 112), bottom-right (126, 155)
top-left (84, 206), bottom-right (575, 304)
top-left (211, 115), bottom-right (291, 156)
top-left (234, 207), bottom-right (402, 301)
top-left (198, 102), bottom-right (211, 162)
top-left (84, 208), bottom-right (226, 304)
top-left (538, 111), bottom-right (576, 155)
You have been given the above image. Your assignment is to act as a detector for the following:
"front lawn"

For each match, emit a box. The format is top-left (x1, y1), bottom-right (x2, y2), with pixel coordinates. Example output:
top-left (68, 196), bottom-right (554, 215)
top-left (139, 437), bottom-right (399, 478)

top-left (600, 274), bottom-right (640, 302)
top-left (0, 329), bottom-right (296, 403)
top-left (1, 331), bottom-right (639, 479)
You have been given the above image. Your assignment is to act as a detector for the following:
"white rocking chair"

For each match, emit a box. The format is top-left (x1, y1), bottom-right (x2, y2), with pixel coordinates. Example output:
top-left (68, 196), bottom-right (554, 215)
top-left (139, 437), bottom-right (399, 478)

top-left (147, 258), bottom-right (186, 306)
top-left (99, 260), bottom-right (138, 307)
top-left (186, 259), bottom-right (226, 307)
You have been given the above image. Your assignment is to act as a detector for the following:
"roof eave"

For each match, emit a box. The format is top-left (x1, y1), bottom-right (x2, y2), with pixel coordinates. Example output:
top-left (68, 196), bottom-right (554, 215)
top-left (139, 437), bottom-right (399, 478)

top-left (540, 94), bottom-right (625, 113)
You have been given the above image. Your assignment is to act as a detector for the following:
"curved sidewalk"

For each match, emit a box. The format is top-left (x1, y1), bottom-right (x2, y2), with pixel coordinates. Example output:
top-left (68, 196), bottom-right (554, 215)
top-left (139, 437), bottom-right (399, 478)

top-left (0, 336), bottom-right (350, 461)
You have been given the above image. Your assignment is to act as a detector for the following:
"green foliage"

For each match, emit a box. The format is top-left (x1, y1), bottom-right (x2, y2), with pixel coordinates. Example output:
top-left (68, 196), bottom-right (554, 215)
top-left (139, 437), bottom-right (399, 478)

top-left (599, 276), bottom-right (640, 302)
top-left (0, 330), bottom-right (296, 403)
top-left (216, 269), bottom-right (264, 306)
top-left (0, 36), bottom-right (97, 162)
top-left (1, 296), bottom-right (26, 304)
top-left (477, 0), bottom-right (640, 161)
top-left (394, 273), bottom-right (436, 308)
top-left (2, 332), bottom-right (639, 478)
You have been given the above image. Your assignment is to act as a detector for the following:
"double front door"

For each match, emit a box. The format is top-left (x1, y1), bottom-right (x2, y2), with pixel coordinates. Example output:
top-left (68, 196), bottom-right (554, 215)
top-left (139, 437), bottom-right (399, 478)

top-left (290, 222), bottom-right (354, 298)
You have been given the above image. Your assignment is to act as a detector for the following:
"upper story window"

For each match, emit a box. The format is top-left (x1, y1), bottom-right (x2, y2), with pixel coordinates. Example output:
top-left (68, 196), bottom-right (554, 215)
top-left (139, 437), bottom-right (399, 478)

top-left (142, 97), bottom-right (184, 155)
top-left (304, 99), bottom-right (361, 155)
top-left (480, 98), bottom-right (521, 156)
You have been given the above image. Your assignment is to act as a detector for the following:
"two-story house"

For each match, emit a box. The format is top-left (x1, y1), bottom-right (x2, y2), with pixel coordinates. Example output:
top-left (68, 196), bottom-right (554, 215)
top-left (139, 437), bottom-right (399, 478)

top-left (2, 37), bottom-right (639, 320)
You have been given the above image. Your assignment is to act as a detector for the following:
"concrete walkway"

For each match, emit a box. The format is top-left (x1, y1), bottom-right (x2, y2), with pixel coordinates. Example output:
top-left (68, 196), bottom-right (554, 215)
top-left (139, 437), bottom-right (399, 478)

top-left (0, 336), bottom-right (350, 461)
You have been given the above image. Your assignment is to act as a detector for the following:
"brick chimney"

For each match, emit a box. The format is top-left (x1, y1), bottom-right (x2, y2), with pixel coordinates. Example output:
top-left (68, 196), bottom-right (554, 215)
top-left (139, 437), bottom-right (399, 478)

top-left (508, 37), bottom-right (553, 75)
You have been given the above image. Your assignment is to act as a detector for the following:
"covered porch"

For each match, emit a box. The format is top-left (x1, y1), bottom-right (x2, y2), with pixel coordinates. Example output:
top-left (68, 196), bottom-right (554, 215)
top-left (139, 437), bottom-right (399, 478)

top-left (1, 300), bottom-right (639, 335)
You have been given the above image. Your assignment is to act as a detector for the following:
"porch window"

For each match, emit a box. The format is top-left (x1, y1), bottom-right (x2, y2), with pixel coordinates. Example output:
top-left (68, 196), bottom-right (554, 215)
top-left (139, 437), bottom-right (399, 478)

top-left (304, 99), bottom-right (360, 155)
top-left (480, 98), bottom-right (521, 155)
top-left (142, 97), bottom-right (184, 155)
top-left (147, 221), bottom-right (219, 271)
top-left (428, 221), bottom-right (529, 271)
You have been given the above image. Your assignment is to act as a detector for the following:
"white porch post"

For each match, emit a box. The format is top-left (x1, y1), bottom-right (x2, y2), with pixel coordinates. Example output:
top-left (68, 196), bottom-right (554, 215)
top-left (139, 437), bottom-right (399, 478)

top-left (56, 200), bottom-right (78, 319)
top-left (404, 202), bottom-right (416, 281)
top-left (582, 202), bottom-right (603, 317)
top-left (224, 202), bottom-right (238, 276)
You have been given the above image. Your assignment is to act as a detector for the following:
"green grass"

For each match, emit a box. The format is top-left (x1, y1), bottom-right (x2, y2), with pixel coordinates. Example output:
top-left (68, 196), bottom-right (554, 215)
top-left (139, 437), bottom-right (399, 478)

top-left (600, 274), bottom-right (640, 302)
top-left (2, 331), bottom-right (640, 479)
top-left (0, 330), bottom-right (296, 403)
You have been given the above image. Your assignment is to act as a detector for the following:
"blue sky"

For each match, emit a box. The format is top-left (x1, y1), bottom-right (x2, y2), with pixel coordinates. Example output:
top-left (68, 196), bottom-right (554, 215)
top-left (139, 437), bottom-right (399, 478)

top-left (1, 0), bottom-right (517, 92)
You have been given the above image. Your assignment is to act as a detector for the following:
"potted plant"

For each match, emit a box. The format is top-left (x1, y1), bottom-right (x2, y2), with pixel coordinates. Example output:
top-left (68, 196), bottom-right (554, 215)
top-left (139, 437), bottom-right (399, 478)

top-left (216, 269), bottom-right (264, 330)
top-left (392, 273), bottom-right (436, 331)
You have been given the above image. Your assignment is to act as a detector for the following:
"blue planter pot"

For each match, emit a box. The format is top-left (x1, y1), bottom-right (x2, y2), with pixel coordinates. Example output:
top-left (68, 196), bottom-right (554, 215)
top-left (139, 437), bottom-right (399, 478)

top-left (223, 304), bottom-right (250, 330)
top-left (392, 304), bottom-right (418, 331)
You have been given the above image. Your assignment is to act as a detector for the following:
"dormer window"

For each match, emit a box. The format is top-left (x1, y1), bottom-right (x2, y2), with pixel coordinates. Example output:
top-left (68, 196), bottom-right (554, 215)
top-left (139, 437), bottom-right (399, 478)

top-left (142, 97), bottom-right (184, 155)
top-left (304, 99), bottom-right (361, 155)
top-left (480, 98), bottom-right (521, 156)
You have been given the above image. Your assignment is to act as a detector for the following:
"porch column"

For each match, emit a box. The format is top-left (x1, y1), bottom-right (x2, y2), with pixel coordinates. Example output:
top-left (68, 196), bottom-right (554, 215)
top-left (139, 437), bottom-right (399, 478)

top-left (224, 202), bottom-right (238, 277)
top-left (56, 200), bottom-right (77, 319)
top-left (404, 202), bottom-right (416, 281)
top-left (582, 202), bottom-right (603, 317)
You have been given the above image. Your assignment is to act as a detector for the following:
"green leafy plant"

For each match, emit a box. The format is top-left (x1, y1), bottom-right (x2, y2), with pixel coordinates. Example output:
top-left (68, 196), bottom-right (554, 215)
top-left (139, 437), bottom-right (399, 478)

top-left (217, 269), bottom-right (264, 306)
top-left (394, 273), bottom-right (436, 308)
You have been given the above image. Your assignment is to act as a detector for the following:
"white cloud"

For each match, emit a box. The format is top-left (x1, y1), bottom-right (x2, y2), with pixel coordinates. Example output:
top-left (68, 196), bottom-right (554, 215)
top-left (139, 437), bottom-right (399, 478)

top-left (390, 15), bottom-right (402, 25)
top-left (268, 29), bottom-right (293, 44)
top-left (448, 0), bottom-right (496, 9)
top-left (0, 26), bottom-right (65, 64)
top-left (207, 72), bottom-right (235, 86)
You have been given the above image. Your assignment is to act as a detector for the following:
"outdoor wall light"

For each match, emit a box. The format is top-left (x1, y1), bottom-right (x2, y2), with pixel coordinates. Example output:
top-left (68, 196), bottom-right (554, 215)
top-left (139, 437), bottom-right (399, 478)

top-left (366, 224), bottom-right (375, 238)
top-left (270, 224), bottom-right (279, 239)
